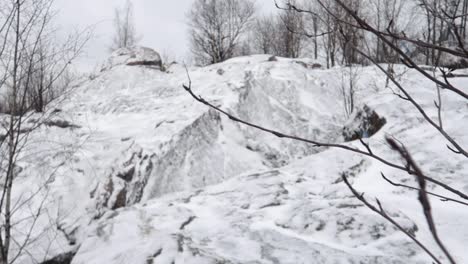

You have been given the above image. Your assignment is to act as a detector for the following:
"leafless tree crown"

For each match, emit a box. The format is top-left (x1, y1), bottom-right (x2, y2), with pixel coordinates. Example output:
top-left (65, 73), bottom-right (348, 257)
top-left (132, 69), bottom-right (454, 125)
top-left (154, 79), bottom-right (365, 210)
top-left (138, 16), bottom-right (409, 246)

top-left (0, 0), bottom-right (89, 262)
top-left (188, 0), bottom-right (256, 65)
top-left (111, 0), bottom-right (139, 51)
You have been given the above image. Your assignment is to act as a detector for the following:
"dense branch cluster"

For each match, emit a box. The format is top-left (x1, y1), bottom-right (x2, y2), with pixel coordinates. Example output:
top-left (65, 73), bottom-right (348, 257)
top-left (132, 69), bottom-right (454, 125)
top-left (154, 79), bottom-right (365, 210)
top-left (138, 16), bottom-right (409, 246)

top-left (110, 0), bottom-right (139, 51)
top-left (188, 0), bottom-right (468, 69)
top-left (0, 0), bottom-right (88, 263)
top-left (188, 0), bottom-right (256, 65)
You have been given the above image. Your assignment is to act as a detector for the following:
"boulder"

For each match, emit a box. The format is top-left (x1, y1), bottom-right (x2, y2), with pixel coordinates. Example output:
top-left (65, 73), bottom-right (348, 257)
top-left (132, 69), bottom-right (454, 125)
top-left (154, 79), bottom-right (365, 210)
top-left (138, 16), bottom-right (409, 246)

top-left (343, 105), bottom-right (386, 141)
top-left (268, 55), bottom-right (278, 62)
top-left (103, 46), bottom-right (163, 71)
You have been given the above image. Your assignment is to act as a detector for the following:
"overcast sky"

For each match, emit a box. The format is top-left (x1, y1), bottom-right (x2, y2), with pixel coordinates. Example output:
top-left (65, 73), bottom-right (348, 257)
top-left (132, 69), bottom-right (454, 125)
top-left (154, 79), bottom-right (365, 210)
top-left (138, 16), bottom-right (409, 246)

top-left (55, 0), bottom-right (278, 71)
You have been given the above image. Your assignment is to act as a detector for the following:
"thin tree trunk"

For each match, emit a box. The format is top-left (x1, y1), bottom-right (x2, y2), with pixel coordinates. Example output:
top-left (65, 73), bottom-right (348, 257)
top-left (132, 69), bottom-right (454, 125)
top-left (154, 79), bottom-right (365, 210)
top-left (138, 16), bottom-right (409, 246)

top-left (462, 0), bottom-right (468, 39)
top-left (313, 16), bottom-right (318, 59)
top-left (426, 8), bottom-right (432, 65)
top-left (3, 1), bottom-right (21, 262)
top-left (432, 2), bottom-right (437, 65)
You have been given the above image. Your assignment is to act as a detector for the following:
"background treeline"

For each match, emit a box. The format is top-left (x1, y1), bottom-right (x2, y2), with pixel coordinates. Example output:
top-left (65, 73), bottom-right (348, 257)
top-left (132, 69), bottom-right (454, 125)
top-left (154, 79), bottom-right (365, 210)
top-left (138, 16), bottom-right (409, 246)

top-left (188, 0), bottom-right (468, 68)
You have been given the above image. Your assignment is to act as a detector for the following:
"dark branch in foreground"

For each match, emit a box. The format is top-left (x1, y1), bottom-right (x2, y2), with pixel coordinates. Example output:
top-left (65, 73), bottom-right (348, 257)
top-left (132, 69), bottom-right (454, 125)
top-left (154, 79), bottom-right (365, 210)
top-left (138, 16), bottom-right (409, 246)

top-left (182, 76), bottom-right (468, 201)
top-left (342, 175), bottom-right (442, 264)
top-left (387, 138), bottom-right (456, 264)
top-left (352, 47), bottom-right (468, 158)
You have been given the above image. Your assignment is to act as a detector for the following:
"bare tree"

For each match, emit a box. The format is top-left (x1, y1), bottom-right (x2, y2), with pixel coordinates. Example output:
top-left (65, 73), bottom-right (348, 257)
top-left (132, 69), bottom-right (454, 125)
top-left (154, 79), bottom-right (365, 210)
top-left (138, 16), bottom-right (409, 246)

top-left (462, 0), bottom-right (468, 39)
top-left (371, 0), bottom-right (408, 63)
top-left (110, 0), bottom-right (139, 51)
top-left (416, 0), bottom-right (468, 67)
top-left (321, 1), bottom-right (340, 67)
top-left (23, 34), bottom-right (81, 113)
top-left (276, 1), bottom-right (307, 58)
top-left (332, 0), bottom-right (366, 65)
top-left (311, 12), bottom-right (320, 59)
top-left (339, 64), bottom-right (360, 117)
top-left (0, 0), bottom-right (89, 262)
top-left (188, 0), bottom-right (256, 65)
top-left (369, 0), bottom-right (410, 87)
top-left (252, 15), bottom-right (277, 54)
top-left (251, 2), bottom-right (307, 58)
top-left (276, 0), bottom-right (345, 66)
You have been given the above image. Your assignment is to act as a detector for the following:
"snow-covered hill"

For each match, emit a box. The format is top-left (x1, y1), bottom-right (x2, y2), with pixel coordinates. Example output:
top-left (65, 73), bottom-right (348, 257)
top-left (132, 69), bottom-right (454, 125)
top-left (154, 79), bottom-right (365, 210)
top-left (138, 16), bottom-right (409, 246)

top-left (5, 50), bottom-right (468, 264)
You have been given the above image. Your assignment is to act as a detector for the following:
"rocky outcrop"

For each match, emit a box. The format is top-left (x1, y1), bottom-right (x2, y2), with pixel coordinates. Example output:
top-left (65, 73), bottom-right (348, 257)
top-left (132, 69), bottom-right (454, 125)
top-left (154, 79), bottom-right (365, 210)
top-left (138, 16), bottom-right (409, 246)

top-left (103, 46), bottom-right (162, 71)
top-left (235, 70), bottom-right (341, 166)
top-left (11, 56), bottom-right (466, 264)
top-left (343, 105), bottom-right (387, 141)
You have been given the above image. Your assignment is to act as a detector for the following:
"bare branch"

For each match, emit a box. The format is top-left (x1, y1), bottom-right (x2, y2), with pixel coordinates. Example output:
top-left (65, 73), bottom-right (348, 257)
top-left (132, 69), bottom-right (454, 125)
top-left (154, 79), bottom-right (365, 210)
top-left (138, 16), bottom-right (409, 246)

top-left (381, 173), bottom-right (468, 206)
top-left (342, 174), bottom-right (442, 264)
top-left (182, 79), bottom-right (468, 200)
top-left (387, 138), bottom-right (456, 264)
top-left (351, 46), bottom-right (468, 158)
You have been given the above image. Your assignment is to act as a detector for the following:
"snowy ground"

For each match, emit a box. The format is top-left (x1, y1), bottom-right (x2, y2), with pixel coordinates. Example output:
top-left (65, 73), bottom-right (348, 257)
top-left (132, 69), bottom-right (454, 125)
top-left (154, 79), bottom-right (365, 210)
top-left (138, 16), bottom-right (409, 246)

top-left (2, 52), bottom-right (467, 263)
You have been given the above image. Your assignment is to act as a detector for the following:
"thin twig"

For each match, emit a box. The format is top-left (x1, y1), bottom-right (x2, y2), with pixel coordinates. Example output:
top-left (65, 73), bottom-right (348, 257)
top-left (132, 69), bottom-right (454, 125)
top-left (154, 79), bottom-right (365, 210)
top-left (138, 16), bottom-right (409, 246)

top-left (342, 174), bottom-right (442, 264)
top-left (381, 173), bottom-right (468, 206)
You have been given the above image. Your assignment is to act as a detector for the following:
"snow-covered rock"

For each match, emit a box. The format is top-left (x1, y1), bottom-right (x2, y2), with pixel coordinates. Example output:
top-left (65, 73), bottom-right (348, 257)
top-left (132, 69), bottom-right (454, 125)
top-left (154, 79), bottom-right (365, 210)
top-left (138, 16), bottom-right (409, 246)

top-left (342, 105), bottom-right (387, 141)
top-left (103, 46), bottom-right (163, 71)
top-left (3, 56), bottom-right (468, 264)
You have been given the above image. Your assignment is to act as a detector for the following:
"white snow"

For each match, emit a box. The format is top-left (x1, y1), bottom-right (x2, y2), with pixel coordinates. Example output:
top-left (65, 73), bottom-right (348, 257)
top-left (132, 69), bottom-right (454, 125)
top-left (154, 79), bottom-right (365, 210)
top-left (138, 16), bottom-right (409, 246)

top-left (2, 55), bottom-right (467, 264)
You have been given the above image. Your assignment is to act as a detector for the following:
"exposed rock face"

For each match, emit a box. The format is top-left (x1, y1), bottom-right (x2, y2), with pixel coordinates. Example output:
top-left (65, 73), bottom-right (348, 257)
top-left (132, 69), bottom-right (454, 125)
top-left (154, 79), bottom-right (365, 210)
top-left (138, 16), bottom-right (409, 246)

top-left (103, 46), bottom-right (162, 70)
top-left (342, 105), bottom-right (387, 141)
top-left (83, 56), bottom-right (346, 216)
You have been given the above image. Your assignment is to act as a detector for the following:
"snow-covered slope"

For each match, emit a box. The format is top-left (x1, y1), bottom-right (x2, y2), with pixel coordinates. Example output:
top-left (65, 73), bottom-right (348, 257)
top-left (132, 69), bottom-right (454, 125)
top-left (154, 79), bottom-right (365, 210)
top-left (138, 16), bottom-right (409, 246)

top-left (4, 52), bottom-right (468, 264)
top-left (72, 150), bottom-right (421, 264)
